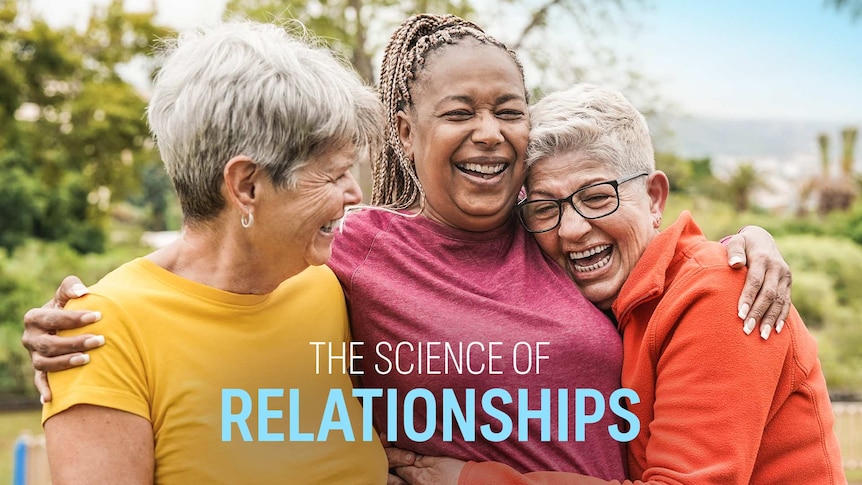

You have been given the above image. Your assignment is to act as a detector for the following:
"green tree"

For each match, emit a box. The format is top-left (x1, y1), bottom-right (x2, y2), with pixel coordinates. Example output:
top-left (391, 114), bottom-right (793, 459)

top-left (224, 0), bottom-right (474, 83)
top-left (223, 0), bottom-right (646, 100)
top-left (0, 0), bottom-right (173, 252)
top-left (724, 162), bottom-right (766, 212)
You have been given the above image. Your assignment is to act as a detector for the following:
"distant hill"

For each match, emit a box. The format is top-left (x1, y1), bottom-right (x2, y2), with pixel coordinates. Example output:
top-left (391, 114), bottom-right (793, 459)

top-left (648, 116), bottom-right (861, 210)
top-left (650, 116), bottom-right (860, 168)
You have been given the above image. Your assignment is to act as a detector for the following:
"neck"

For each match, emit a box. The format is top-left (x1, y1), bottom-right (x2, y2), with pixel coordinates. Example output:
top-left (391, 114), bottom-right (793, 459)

top-left (147, 217), bottom-right (306, 295)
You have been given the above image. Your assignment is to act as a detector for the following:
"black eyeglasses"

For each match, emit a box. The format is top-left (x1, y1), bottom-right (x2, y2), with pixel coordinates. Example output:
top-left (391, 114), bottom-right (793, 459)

top-left (517, 172), bottom-right (649, 234)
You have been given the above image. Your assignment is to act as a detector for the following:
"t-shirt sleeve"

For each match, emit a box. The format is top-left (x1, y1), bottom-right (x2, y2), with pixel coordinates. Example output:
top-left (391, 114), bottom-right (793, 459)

top-left (42, 293), bottom-right (150, 425)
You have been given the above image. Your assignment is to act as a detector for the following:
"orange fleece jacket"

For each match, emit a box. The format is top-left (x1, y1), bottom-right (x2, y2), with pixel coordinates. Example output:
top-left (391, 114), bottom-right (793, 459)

top-left (461, 211), bottom-right (845, 485)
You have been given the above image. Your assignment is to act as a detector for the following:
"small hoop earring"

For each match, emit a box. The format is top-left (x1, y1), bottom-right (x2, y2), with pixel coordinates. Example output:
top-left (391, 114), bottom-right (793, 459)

top-left (241, 210), bottom-right (254, 229)
top-left (654, 216), bottom-right (662, 228)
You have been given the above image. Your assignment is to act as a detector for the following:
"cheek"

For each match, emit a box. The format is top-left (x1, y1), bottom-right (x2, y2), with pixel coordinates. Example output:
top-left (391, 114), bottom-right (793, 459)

top-left (534, 233), bottom-right (561, 259)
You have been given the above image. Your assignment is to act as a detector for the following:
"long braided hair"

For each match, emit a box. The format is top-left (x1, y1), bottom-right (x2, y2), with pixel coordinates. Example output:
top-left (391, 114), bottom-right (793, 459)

top-left (373, 13), bottom-right (527, 208)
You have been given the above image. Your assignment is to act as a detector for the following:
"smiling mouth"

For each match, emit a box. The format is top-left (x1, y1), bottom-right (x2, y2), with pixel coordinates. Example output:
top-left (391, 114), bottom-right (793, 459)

top-left (568, 244), bottom-right (613, 272)
top-left (455, 162), bottom-right (508, 179)
top-left (320, 218), bottom-right (341, 234)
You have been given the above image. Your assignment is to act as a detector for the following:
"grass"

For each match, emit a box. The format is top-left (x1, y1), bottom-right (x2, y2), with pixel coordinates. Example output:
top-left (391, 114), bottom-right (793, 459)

top-left (0, 410), bottom-right (42, 485)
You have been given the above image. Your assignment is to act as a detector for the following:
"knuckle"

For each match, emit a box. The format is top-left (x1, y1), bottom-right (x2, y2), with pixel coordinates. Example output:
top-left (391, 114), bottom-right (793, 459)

top-left (746, 275), bottom-right (764, 289)
top-left (32, 354), bottom-right (48, 372)
top-left (23, 308), bottom-right (39, 326)
top-left (761, 288), bottom-right (777, 302)
top-left (35, 339), bottom-right (53, 357)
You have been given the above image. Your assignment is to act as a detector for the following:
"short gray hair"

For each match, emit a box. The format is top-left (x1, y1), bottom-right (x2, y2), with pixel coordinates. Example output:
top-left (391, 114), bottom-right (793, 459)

top-left (148, 20), bottom-right (382, 222)
top-left (526, 84), bottom-right (654, 180)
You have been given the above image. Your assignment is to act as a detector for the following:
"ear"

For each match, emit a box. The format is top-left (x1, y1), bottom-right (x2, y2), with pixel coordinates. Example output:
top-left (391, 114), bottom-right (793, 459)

top-left (396, 109), bottom-right (414, 159)
top-left (223, 155), bottom-right (260, 212)
top-left (646, 170), bottom-right (670, 220)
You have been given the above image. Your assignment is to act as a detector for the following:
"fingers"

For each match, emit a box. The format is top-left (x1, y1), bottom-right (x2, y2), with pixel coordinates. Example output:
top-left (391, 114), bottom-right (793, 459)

top-left (724, 234), bottom-right (747, 269)
top-left (386, 447), bottom-right (418, 468)
top-left (394, 466), bottom-right (423, 485)
top-left (35, 371), bottom-right (52, 403)
top-left (24, 330), bottom-right (105, 358)
top-left (731, 225), bottom-right (793, 340)
top-left (23, 307), bottom-right (101, 334)
top-left (387, 473), bottom-right (409, 485)
top-left (51, 275), bottom-right (88, 309)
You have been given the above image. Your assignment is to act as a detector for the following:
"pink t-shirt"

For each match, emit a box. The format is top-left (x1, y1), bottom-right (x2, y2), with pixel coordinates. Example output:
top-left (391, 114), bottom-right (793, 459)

top-left (328, 210), bottom-right (626, 479)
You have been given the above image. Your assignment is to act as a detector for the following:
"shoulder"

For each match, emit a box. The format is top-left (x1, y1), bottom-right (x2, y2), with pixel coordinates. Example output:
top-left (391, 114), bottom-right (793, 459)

top-left (329, 208), bottom-right (409, 275)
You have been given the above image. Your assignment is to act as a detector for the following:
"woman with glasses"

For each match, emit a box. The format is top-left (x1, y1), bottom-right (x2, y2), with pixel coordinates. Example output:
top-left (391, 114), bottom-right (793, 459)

top-left (391, 84), bottom-right (845, 485)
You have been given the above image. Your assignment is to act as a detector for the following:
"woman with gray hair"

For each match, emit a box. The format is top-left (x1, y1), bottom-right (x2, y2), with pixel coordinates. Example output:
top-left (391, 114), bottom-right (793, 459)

top-left (392, 84), bottom-right (845, 484)
top-left (40, 21), bottom-right (387, 484)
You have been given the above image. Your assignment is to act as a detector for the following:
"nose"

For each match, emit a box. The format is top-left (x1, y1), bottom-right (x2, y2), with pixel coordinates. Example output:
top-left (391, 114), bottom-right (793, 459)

top-left (344, 170), bottom-right (363, 205)
top-left (471, 111), bottom-right (504, 146)
top-left (557, 203), bottom-right (592, 241)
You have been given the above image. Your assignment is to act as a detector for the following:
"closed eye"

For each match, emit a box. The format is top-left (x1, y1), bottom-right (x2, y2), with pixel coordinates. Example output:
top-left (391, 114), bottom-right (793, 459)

top-left (497, 109), bottom-right (524, 120)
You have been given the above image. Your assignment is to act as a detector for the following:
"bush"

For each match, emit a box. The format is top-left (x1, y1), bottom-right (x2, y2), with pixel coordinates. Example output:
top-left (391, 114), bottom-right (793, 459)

top-left (0, 239), bottom-right (148, 397)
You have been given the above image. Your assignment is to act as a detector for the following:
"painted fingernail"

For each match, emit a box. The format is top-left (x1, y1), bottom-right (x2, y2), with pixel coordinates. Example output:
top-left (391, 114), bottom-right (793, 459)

top-left (743, 318), bottom-right (756, 335)
top-left (760, 323), bottom-right (771, 340)
top-left (40, 395), bottom-right (46, 405)
top-left (71, 284), bottom-right (89, 298)
top-left (776, 320), bottom-right (785, 333)
top-left (69, 354), bottom-right (90, 366)
top-left (738, 304), bottom-right (750, 320)
top-left (81, 311), bottom-right (102, 324)
top-left (729, 256), bottom-right (744, 267)
top-left (83, 335), bottom-right (105, 349)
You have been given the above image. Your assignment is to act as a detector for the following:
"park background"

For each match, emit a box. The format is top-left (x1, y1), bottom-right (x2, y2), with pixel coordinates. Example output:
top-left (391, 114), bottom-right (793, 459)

top-left (1, 0), bottom-right (860, 482)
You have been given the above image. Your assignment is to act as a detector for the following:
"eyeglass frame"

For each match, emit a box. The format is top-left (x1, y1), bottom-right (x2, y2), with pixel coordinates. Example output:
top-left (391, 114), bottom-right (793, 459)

top-left (516, 172), bottom-right (650, 234)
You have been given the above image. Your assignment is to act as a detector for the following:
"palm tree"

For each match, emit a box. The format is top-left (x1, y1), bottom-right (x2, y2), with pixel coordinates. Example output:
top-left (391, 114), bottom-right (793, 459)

top-left (841, 127), bottom-right (858, 178)
top-left (725, 162), bottom-right (766, 212)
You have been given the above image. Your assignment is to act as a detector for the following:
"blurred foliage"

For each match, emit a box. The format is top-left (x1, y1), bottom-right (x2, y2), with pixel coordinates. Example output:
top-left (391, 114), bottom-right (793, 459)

top-left (0, 240), bottom-right (149, 396)
top-left (0, 0), bottom-right (174, 254)
top-left (222, 0), bottom-right (657, 113)
top-left (826, 0), bottom-right (862, 21)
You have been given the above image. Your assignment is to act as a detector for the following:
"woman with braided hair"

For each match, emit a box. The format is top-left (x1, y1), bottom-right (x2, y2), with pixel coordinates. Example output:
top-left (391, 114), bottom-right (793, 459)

top-left (24, 13), bottom-right (794, 483)
top-left (329, 13), bottom-right (793, 479)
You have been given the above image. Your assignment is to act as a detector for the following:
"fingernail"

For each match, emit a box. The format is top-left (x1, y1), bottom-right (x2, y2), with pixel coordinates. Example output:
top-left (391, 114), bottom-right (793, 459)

top-left (729, 256), bottom-right (744, 267)
top-left (81, 311), bottom-right (102, 324)
top-left (738, 304), bottom-right (750, 320)
top-left (71, 284), bottom-right (89, 298)
top-left (40, 395), bottom-right (46, 405)
top-left (760, 323), bottom-right (771, 340)
top-left (84, 335), bottom-right (105, 349)
top-left (743, 318), bottom-right (756, 335)
top-left (776, 320), bottom-right (785, 333)
top-left (69, 354), bottom-right (90, 366)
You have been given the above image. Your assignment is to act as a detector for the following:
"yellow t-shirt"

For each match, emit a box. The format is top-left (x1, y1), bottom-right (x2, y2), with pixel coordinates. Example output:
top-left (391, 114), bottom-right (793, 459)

top-left (43, 258), bottom-right (387, 484)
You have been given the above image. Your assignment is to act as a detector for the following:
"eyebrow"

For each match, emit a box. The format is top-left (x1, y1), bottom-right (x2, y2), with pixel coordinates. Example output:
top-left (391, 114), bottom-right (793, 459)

top-left (528, 176), bottom-right (608, 199)
top-left (436, 93), bottom-right (526, 108)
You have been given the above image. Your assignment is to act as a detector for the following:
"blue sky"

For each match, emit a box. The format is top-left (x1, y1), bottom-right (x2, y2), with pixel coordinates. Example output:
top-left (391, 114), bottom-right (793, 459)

top-left (27, 0), bottom-right (862, 124)
top-left (627, 0), bottom-right (862, 123)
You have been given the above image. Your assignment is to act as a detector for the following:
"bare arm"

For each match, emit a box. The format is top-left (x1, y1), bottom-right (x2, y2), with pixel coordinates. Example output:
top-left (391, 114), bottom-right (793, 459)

top-left (44, 404), bottom-right (154, 484)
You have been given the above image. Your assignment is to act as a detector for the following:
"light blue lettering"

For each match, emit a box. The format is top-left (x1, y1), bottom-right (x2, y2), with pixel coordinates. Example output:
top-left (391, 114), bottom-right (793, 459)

top-left (221, 388), bottom-right (253, 442)
top-left (480, 388), bottom-right (513, 442)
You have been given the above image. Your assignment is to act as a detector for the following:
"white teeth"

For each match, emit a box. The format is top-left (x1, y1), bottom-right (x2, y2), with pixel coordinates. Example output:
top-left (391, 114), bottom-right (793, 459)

top-left (321, 218), bottom-right (340, 233)
top-left (569, 244), bottom-right (611, 260)
top-left (572, 253), bottom-right (611, 272)
top-left (568, 245), bottom-right (612, 273)
top-left (457, 163), bottom-right (506, 175)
